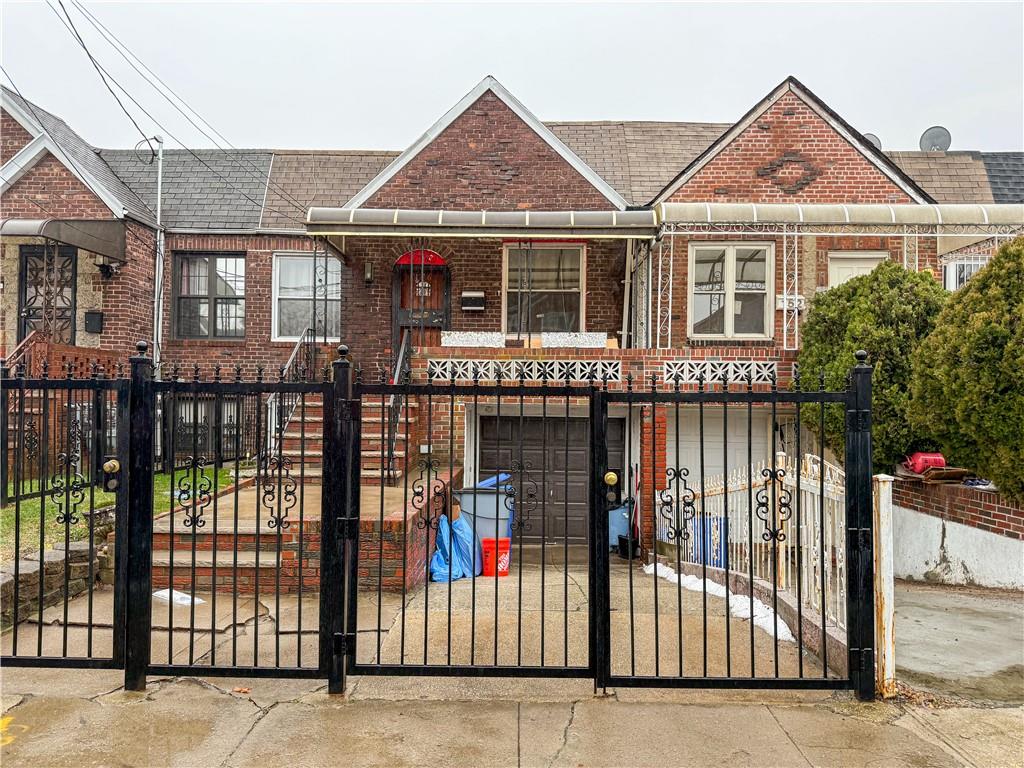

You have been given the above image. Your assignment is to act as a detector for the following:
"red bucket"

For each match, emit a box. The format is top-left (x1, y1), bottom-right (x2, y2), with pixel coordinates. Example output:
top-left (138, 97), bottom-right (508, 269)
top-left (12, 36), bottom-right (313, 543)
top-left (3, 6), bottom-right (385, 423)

top-left (481, 538), bottom-right (511, 577)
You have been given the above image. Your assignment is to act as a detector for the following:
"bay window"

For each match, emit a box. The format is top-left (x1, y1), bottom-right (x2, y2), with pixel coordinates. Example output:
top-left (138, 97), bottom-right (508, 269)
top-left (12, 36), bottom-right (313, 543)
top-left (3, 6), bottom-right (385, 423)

top-left (504, 245), bottom-right (585, 335)
top-left (689, 243), bottom-right (772, 339)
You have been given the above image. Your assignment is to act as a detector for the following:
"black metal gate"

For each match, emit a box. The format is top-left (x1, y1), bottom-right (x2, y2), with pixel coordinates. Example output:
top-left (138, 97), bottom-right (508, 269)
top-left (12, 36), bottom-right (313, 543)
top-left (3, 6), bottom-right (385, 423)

top-left (1, 345), bottom-right (875, 700)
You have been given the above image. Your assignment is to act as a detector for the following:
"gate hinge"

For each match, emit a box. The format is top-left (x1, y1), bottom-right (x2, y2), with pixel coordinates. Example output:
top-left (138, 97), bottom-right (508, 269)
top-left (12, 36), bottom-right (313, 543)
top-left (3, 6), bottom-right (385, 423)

top-left (332, 632), bottom-right (356, 657)
top-left (852, 527), bottom-right (872, 552)
top-left (846, 408), bottom-right (871, 432)
top-left (336, 516), bottom-right (359, 540)
top-left (338, 399), bottom-right (354, 422)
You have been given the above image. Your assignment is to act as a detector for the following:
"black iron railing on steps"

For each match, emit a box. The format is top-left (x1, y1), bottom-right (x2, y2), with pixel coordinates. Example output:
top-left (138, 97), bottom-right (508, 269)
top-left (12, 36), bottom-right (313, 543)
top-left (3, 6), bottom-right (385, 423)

top-left (385, 329), bottom-right (412, 484)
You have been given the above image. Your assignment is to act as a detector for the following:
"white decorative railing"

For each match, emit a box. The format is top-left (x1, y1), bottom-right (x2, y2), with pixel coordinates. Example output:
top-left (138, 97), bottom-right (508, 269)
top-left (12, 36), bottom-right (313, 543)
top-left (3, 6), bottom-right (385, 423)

top-left (657, 452), bottom-right (846, 632)
top-left (428, 358), bottom-right (621, 383)
top-left (662, 360), bottom-right (777, 384)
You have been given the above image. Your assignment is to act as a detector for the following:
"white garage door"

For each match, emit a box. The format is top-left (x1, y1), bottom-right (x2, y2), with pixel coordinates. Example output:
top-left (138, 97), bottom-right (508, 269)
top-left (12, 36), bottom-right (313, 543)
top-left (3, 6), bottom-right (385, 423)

top-left (665, 407), bottom-right (773, 483)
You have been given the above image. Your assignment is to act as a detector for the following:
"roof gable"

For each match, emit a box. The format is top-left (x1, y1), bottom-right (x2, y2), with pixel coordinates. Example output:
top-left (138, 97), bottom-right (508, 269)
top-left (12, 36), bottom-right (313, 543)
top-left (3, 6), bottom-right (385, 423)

top-left (346, 76), bottom-right (628, 211)
top-left (0, 88), bottom-right (155, 224)
top-left (651, 77), bottom-right (933, 205)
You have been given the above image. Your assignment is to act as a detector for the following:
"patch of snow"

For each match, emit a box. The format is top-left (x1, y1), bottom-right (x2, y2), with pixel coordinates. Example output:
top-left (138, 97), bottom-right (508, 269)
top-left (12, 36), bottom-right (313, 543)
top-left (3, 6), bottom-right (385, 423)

top-left (643, 562), bottom-right (795, 643)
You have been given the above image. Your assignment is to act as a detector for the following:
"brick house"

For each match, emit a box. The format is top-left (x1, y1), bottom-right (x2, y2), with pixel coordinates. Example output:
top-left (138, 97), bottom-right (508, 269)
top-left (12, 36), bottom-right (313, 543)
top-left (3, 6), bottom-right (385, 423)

top-left (2, 76), bottom-right (1022, 554)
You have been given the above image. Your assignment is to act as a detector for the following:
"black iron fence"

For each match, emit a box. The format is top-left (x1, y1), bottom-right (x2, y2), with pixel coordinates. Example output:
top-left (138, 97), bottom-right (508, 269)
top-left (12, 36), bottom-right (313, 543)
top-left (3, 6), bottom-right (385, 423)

top-left (0, 344), bottom-right (876, 701)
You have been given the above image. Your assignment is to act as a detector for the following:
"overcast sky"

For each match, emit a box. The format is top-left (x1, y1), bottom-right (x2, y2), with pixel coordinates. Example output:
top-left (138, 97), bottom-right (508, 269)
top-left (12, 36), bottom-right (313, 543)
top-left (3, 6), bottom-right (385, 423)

top-left (2, 1), bottom-right (1022, 154)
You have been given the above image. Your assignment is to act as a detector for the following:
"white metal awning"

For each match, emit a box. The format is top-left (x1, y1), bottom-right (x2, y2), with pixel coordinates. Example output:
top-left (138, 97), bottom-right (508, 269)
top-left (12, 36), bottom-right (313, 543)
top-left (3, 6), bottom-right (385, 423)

top-left (306, 207), bottom-right (659, 239)
top-left (657, 202), bottom-right (1024, 229)
top-left (0, 218), bottom-right (127, 262)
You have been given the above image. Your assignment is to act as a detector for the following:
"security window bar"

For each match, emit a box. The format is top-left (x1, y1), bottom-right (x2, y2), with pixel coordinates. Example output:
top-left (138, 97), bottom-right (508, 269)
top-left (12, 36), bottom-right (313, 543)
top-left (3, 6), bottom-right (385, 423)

top-left (274, 253), bottom-right (342, 341)
top-left (505, 245), bottom-right (584, 336)
top-left (175, 253), bottom-right (246, 339)
top-left (689, 244), bottom-right (772, 339)
top-left (944, 258), bottom-right (987, 290)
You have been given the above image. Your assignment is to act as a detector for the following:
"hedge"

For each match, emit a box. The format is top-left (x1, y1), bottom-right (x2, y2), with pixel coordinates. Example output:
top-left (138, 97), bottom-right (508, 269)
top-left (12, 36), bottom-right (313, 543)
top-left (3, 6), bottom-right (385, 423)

top-left (909, 238), bottom-right (1024, 503)
top-left (798, 260), bottom-right (947, 473)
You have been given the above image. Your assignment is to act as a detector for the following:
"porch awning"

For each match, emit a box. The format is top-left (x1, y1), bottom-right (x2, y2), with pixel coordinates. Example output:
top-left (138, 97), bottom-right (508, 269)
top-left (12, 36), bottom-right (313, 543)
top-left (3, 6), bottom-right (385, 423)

top-left (306, 207), bottom-right (658, 239)
top-left (0, 218), bottom-right (127, 262)
top-left (657, 202), bottom-right (1024, 228)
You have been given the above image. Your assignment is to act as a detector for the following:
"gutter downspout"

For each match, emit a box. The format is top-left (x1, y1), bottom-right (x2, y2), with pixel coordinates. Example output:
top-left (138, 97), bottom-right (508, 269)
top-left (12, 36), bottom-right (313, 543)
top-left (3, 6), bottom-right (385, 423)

top-left (152, 136), bottom-right (165, 375)
top-left (620, 240), bottom-right (634, 348)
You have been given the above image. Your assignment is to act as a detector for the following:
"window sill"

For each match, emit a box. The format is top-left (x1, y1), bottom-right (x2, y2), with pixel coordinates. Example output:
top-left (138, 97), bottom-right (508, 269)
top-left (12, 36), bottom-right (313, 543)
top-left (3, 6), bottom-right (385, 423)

top-left (686, 337), bottom-right (776, 348)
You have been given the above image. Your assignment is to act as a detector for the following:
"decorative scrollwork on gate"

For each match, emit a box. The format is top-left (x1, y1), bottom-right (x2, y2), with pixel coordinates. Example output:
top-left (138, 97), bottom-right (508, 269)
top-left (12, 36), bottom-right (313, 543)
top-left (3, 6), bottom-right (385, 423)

top-left (49, 451), bottom-right (85, 525)
top-left (23, 418), bottom-right (40, 459)
top-left (506, 459), bottom-right (538, 533)
top-left (261, 454), bottom-right (298, 530)
top-left (178, 456), bottom-right (213, 529)
top-left (412, 457), bottom-right (447, 530)
top-left (659, 466), bottom-right (696, 541)
top-left (754, 467), bottom-right (792, 542)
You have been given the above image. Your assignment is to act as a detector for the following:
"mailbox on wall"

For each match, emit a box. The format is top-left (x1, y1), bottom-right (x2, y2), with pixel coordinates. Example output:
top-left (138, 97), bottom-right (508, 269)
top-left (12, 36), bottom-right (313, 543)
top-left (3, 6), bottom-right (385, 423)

top-left (461, 291), bottom-right (485, 311)
top-left (84, 311), bottom-right (104, 333)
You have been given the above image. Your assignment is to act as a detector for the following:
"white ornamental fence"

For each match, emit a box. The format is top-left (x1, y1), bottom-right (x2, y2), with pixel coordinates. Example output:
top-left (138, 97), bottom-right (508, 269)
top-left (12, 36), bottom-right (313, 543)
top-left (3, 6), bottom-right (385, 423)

top-left (657, 452), bottom-right (847, 632)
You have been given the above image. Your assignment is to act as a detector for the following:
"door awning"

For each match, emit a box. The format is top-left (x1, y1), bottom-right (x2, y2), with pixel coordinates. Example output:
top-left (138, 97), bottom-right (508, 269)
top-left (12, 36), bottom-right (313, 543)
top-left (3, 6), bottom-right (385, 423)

top-left (306, 207), bottom-right (658, 239)
top-left (657, 202), bottom-right (1024, 228)
top-left (0, 218), bottom-right (127, 262)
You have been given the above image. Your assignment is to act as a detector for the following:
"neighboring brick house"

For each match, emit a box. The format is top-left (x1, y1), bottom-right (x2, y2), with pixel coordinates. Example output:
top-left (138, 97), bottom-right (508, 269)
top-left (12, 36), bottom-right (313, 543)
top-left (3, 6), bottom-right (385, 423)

top-left (2, 76), bottom-right (1021, 552)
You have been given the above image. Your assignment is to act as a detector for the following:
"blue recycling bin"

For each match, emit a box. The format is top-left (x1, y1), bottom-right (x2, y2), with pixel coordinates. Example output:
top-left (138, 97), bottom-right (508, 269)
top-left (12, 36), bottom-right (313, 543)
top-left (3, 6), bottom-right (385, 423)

top-left (608, 503), bottom-right (630, 551)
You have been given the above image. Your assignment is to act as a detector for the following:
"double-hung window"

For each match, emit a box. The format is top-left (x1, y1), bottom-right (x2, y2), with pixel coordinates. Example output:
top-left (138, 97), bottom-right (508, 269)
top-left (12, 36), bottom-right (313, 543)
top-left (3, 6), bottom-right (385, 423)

top-left (944, 257), bottom-right (988, 290)
top-left (272, 253), bottom-right (342, 341)
top-left (689, 243), bottom-right (772, 339)
top-left (504, 245), bottom-right (585, 335)
top-left (175, 253), bottom-right (246, 338)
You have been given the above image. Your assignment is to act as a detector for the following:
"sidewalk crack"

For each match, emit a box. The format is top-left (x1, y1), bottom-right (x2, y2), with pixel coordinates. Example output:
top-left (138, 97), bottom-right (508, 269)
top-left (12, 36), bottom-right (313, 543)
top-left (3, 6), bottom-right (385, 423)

top-left (766, 705), bottom-right (815, 768)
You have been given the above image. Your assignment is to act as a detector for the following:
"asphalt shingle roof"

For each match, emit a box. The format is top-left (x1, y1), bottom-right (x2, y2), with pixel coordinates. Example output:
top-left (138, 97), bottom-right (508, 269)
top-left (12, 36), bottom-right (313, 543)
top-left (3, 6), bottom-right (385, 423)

top-left (260, 151), bottom-right (398, 229)
top-left (2, 85), bottom-right (156, 224)
top-left (101, 149), bottom-right (273, 230)
top-left (4, 87), bottom-right (1019, 229)
top-left (980, 152), bottom-right (1024, 203)
top-left (886, 151), bottom-right (995, 204)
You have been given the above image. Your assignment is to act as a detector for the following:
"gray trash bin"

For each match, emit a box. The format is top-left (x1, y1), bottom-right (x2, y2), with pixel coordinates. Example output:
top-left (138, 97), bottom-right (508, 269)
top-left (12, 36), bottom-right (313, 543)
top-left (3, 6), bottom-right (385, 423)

top-left (453, 475), bottom-right (514, 538)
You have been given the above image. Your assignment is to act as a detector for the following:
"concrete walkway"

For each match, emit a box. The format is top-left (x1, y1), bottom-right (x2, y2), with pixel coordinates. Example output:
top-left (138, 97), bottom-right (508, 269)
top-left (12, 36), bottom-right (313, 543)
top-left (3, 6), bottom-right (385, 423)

top-left (3, 667), bottom-right (1022, 767)
top-left (895, 580), bottom-right (1024, 704)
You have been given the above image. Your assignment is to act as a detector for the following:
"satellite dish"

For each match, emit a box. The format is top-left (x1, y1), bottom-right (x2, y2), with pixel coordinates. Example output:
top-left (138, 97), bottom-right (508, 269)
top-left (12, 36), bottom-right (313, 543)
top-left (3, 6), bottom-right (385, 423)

top-left (864, 133), bottom-right (882, 151)
top-left (919, 126), bottom-right (952, 152)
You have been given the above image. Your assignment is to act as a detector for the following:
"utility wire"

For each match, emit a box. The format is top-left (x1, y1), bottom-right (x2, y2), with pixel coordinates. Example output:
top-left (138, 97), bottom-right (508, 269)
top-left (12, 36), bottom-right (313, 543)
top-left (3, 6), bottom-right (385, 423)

top-left (43, 1), bottom-right (305, 226)
top-left (52, 0), bottom-right (154, 159)
top-left (69, 0), bottom-right (312, 217)
top-left (0, 64), bottom-right (155, 252)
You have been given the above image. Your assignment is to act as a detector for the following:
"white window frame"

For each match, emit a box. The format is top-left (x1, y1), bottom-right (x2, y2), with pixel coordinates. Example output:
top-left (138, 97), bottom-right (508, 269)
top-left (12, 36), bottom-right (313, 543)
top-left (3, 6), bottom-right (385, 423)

top-left (943, 256), bottom-right (989, 290)
top-left (826, 251), bottom-right (888, 289)
top-left (271, 251), bottom-right (343, 343)
top-left (501, 243), bottom-right (587, 335)
top-left (687, 242), bottom-right (774, 340)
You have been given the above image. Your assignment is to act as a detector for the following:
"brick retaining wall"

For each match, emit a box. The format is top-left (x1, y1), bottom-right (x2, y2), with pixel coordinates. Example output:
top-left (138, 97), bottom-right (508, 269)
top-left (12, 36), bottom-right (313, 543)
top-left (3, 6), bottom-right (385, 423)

top-left (892, 479), bottom-right (1024, 541)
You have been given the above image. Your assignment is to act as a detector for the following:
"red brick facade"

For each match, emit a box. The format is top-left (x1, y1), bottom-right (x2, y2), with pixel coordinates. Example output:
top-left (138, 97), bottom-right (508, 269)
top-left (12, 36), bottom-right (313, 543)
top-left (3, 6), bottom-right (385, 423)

top-left (1, 109), bottom-right (34, 165)
top-left (365, 91), bottom-right (614, 211)
top-left (892, 479), bottom-right (1024, 541)
top-left (159, 233), bottom-right (342, 376)
top-left (0, 151), bottom-right (113, 220)
top-left (667, 91), bottom-right (914, 205)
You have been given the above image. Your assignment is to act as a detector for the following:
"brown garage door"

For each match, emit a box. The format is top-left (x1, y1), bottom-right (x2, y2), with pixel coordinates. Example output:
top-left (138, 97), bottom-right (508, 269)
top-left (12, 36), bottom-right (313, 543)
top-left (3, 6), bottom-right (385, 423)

top-left (478, 417), bottom-right (624, 543)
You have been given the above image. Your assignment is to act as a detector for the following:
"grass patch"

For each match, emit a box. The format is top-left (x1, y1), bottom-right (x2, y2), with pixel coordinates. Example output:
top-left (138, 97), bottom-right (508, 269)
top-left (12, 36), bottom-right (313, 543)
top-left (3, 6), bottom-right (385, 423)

top-left (1, 467), bottom-right (239, 562)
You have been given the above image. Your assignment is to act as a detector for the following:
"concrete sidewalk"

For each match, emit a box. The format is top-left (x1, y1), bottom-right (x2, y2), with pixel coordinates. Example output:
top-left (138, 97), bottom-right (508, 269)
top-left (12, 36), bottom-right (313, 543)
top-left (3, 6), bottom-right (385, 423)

top-left (3, 668), bottom-right (1022, 767)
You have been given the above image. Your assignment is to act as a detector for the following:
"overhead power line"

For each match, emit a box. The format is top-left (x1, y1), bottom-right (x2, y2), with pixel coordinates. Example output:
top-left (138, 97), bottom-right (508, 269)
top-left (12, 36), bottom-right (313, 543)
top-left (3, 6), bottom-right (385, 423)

top-left (53, 0), bottom-right (154, 159)
top-left (68, 0), bottom-right (312, 217)
top-left (42, 0), bottom-right (306, 226)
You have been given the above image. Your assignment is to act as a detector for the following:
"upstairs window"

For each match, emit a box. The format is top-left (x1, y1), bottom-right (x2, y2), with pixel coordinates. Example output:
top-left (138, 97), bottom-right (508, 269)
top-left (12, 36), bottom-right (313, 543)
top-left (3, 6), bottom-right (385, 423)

top-left (174, 253), bottom-right (245, 339)
top-left (272, 253), bottom-right (342, 341)
top-left (688, 244), bottom-right (772, 339)
top-left (504, 245), bottom-right (585, 335)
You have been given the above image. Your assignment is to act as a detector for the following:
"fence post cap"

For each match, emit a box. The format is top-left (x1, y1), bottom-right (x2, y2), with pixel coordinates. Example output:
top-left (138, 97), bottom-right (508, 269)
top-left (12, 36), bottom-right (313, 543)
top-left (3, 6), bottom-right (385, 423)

top-left (854, 349), bottom-right (869, 364)
top-left (134, 341), bottom-right (149, 356)
top-left (336, 344), bottom-right (349, 360)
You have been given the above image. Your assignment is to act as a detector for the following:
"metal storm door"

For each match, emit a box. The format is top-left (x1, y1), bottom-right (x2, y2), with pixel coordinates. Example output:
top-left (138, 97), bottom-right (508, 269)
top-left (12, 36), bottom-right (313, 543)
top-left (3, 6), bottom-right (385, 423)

top-left (18, 243), bottom-right (77, 344)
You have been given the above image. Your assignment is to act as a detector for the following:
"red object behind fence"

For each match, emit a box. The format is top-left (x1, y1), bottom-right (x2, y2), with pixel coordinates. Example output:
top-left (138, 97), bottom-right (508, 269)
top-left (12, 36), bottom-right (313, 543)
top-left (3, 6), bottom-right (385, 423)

top-left (903, 452), bottom-right (946, 474)
top-left (481, 538), bottom-right (511, 577)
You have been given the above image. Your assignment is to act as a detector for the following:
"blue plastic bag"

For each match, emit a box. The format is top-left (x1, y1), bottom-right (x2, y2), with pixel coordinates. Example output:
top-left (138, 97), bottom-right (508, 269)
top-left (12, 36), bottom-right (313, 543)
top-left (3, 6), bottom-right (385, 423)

top-left (430, 514), bottom-right (484, 582)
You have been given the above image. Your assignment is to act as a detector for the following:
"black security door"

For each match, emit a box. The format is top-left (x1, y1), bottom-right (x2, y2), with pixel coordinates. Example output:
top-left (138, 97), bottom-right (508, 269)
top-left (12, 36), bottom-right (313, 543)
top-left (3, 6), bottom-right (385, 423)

top-left (18, 243), bottom-right (77, 344)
